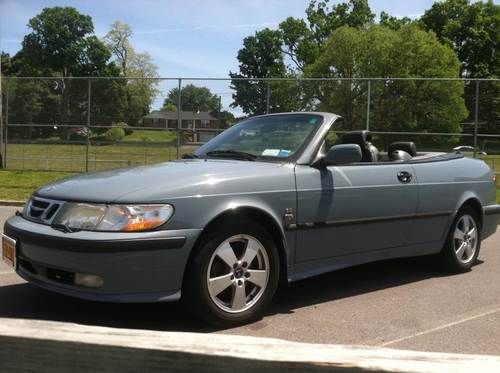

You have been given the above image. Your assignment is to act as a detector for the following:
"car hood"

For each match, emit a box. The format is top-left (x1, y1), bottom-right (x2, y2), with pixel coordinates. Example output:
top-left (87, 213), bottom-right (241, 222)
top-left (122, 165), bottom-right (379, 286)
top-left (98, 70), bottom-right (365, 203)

top-left (35, 159), bottom-right (295, 203)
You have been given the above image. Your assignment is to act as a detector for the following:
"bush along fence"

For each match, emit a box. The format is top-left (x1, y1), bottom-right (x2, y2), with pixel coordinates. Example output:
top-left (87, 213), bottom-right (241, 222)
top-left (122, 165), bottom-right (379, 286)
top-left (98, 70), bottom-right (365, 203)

top-left (0, 77), bottom-right (499, 173)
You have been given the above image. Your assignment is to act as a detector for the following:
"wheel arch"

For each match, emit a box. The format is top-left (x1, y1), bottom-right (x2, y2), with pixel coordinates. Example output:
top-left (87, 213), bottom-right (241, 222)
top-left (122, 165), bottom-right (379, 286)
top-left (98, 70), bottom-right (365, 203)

top-left (183, 204), bottom-right (289, 288)
top-left (454, 192), bottom-right (484, 228)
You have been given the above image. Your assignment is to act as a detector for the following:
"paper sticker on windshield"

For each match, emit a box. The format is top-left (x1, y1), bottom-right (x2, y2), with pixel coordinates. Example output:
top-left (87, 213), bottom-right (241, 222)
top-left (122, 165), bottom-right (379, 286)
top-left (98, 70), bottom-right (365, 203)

top-left (262, 149), bottom-right (280, 156)
top-left (278, 150), bottom-right (291, 157)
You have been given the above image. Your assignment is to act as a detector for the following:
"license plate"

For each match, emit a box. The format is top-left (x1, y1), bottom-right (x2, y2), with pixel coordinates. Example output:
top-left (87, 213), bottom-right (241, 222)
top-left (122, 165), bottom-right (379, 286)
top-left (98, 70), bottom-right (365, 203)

top-left (2, 234), bottom-right (17, 269)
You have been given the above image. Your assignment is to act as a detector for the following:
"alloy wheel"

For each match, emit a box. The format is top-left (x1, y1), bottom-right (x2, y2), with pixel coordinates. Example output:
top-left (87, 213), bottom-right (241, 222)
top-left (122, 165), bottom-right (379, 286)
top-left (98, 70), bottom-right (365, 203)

top-left (453, 214), bottom-right (478, 264)
top-left (207, 234), bottom-right (270, 313)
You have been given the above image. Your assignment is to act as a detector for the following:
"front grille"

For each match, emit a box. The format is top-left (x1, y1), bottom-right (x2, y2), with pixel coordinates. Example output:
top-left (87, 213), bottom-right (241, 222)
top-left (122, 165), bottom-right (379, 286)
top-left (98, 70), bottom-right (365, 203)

top-left (25, 197), bottom-right (63, 224)
top-left (29, 199), bottom-right (50, 218)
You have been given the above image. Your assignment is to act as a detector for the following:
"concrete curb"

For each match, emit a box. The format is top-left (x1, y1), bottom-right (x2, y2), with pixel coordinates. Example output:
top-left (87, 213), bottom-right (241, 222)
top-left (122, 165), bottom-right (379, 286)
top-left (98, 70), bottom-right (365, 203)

top-left (0, 201), bottom-right (24, 206)
top-left (0, 318), bottom-right (499, 372)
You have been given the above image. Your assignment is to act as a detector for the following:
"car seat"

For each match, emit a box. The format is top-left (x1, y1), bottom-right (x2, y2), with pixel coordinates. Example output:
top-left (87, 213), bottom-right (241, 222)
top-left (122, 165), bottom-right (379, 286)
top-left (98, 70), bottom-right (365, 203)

top-left (341, 130), bottom-right (379, 162)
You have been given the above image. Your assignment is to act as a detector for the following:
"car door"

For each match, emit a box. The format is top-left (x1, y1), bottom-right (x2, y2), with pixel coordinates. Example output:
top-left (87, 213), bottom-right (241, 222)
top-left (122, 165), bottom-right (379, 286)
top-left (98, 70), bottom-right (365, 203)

top-left (294, 162), bottom-right (418, 263)
top-left (406, 159), bottom-right (461, 245)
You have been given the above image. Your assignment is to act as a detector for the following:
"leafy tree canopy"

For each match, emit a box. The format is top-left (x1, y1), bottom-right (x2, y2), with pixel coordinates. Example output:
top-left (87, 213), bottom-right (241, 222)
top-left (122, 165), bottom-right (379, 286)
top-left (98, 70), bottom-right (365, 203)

top-left (16, 7), bottom-right (111, 77)
top-left (230, 0), bottom-right (380, 115)
top-left (229, 28), bottom-right (302, 115)
top-left (163, 84), bottom-right (220, 112)
top-left (279, 0), bottom-right (375, 71)
top-left (421, 0), bottom-right (499, 134)
top-left (307, 25), bottom-right (467, 140)
top-left (421, 0), bottom-right (499, 78)
top-left (104, 20), bottom-right (160, 126)
top-left (379, 11), bottom-right (414, 30)
top-left (3, 7), bottom-right (126, 137)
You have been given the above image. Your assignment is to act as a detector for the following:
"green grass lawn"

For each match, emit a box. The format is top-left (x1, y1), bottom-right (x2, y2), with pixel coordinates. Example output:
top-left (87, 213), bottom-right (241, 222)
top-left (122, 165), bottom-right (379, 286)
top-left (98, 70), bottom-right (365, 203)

top-left (0, 170), bottom-right (75, 201)
top-left (482, 155), bottom-right (500, 173)
top-left (123, 130), bottom-right (178, 142)
top-left (4, 142), bottom-right (198, 172)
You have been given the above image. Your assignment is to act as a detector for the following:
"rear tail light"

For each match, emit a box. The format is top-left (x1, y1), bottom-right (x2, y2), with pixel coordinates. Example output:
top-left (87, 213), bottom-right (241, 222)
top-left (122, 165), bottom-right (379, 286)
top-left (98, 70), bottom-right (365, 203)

top-left (493, 174), bottom-right (497, 186)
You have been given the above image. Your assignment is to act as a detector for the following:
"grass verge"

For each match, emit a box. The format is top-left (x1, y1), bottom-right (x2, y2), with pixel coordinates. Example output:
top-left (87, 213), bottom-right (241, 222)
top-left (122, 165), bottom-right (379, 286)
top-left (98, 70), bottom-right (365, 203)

top-left (0, 170), bottom-right (75, 201)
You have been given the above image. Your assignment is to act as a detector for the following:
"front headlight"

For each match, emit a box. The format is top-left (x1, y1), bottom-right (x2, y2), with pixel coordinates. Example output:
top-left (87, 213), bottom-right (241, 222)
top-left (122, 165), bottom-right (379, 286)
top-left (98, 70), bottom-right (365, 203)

top-left (53, 203), bottom-right (174, 232)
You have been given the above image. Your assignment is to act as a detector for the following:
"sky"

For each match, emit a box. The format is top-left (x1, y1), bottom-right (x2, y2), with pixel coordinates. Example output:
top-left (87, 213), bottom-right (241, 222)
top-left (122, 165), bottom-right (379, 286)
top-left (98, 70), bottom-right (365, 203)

top-left (0, 0), bottom-right (438, 111)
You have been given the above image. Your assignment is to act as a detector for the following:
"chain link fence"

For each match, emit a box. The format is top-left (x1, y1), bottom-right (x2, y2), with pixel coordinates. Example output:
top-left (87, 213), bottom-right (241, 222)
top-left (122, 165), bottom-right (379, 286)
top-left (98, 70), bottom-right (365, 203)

top-left (0, 77), bottom-right (498, 174)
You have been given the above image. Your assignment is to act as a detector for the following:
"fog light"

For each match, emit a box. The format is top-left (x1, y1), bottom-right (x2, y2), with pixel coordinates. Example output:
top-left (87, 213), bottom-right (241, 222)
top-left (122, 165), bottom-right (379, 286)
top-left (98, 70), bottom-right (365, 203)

top-left (74, 273), bottom-right (103, 288)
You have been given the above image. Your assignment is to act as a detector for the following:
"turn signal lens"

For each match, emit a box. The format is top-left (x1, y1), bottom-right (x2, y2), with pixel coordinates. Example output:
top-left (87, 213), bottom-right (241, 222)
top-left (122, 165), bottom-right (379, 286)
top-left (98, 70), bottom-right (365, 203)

top-left (123, 220), bottom-right (167, 231)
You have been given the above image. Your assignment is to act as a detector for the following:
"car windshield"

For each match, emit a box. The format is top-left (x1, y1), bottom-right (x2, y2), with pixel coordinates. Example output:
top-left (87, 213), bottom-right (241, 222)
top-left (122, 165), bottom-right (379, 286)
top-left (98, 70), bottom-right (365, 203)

top-left (195, 114), bottom-right (323, 161)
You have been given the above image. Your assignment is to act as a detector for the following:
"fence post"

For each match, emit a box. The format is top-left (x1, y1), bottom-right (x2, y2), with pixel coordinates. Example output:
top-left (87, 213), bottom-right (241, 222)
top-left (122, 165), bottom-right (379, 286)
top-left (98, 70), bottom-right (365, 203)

top-left (0, 76), bottom-right (3, 169)
top-left (4, 83), bottom-right (8, 169)
top-left (266, 82), bottom-right (270, 114)
top-left (85, 78), bottom-right (91, 172)
top-left (176, 78), bottom-right (182, 159)
top-left (366, 80), bottom-right (371, 131)
top-left (473, 80), bottom-right (480, 158)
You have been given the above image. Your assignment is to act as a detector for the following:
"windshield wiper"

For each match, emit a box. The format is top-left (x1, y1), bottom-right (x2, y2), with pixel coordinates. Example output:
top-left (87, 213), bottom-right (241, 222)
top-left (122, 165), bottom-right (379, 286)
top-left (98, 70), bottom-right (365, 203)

top-left (205, 150), bottom-right (257, 161)
top-left (182, 153), bottom-right (199, 159)
top-left (51, 223), bottom-right (81, 233)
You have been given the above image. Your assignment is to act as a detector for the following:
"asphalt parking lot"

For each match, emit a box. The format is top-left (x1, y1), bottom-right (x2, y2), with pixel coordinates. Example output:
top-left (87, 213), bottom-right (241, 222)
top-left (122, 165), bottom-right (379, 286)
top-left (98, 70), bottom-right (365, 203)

top-left (1, 205), bottom-right (499, 355)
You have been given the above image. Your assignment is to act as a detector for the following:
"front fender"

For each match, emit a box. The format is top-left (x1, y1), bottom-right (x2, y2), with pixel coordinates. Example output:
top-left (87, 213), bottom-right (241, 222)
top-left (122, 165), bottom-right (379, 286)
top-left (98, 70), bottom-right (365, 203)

top-left (198, 197), bottom-right (287, 239)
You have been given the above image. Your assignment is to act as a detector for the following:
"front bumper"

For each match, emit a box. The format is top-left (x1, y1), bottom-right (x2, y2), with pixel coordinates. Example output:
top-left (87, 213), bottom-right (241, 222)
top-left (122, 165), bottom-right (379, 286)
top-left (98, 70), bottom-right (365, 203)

top-left (482, 204), bottom-right (500, 240)
top-left (4, 215), bottom-right (202, 302)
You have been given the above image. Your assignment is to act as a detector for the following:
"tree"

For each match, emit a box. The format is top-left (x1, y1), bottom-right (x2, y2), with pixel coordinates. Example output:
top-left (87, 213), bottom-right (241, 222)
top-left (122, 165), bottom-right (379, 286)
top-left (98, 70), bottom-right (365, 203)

top-left (379, 11), bottom-right (413, 30)
top-left (279, 0), bottom-right (375, 71)
top-left (104, 21), bottom-right (159, 126)
top-left (104, 21), bottom-right (133, 74)
top-left (9, 7), bottom-right (126, 138)
top-left (230, 1), bottom-right (377, 115)
top-left (307, 25), bottom-right (468, 145)
top-left (163, 84), bottom-right (220, 112)
top-left (230, 28), bottom-right (303, 115)
top-left (421, 0), bottom-right (499, 135)
top-left (1, 52), bottom-right (13, 76)
top-left (218, 110), bottom-right (236, 127)
top-left (19, 7), bottom-right (110, 77)
top-left (421, 0), bottom-right (499, 78)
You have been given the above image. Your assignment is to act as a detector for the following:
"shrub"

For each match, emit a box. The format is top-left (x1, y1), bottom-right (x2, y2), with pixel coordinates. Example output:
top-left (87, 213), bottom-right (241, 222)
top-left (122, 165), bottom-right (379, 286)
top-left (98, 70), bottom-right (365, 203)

top-left (103, 127), bottom-right (125, 142)
top-left (114, 122), bottom-right (133, 136)
top-left (92, 127), bottom-right (125, 143)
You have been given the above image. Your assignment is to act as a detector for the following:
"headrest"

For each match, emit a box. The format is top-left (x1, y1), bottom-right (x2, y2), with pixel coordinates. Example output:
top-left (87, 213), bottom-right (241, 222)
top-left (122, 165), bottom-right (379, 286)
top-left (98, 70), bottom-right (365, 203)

top-left (341, 130), bottom-right (372, 145)
top-left (388, 141), bottom-right (417, 157)
top-left (389, 150), bottom-right (412, 162)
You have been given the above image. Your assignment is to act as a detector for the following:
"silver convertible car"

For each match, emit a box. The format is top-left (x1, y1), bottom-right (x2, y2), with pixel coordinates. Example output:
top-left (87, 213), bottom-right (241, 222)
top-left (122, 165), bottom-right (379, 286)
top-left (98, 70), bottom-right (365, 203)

top-left (2, 112), bottom-right (499, 325)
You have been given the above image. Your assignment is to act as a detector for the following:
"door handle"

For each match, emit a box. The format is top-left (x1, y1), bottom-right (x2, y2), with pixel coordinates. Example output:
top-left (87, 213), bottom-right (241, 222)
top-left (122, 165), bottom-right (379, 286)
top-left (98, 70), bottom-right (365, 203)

top-left (397, 171), bottom-right (413, 183)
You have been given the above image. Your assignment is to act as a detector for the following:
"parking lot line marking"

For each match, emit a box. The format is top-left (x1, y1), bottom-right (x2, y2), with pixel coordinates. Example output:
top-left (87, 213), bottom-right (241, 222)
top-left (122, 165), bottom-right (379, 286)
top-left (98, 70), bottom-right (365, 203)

top-left (0, 271), bottom-right (14, 275)
top-left (380, 307), bottom-right (500, 347)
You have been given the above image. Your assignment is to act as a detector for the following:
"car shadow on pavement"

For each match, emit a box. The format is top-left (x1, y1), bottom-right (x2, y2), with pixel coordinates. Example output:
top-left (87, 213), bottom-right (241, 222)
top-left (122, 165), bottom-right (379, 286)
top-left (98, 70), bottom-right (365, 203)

top-left (268, 256), bottom-right (483, 317)
top-left (0, 256), bottom-right (482, 333)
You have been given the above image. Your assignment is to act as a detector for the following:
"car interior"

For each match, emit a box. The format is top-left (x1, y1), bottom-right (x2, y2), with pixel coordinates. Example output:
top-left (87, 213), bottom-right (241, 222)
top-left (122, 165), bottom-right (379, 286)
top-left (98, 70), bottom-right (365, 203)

top-left (320, 130), bottom-right (444, 164)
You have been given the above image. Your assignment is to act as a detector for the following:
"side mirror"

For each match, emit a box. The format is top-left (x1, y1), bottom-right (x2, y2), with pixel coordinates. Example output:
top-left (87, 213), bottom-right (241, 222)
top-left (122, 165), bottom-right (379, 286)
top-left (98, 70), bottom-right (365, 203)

top-left (323, 144), bottom-right (362, 166)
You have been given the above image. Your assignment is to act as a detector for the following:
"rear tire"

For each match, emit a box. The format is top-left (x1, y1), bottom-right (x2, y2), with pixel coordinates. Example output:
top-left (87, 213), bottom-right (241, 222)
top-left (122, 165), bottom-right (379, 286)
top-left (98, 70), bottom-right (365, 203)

top-left (183, 219), bottom-right (279, 327)
top-left (440, 206), bottom-right (481, 273)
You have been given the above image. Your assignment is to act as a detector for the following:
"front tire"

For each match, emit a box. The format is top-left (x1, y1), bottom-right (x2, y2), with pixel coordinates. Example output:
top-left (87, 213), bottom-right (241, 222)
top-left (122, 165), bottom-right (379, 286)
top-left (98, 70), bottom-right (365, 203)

top-left (183, 219), bottom-right (280, 327)
top-left (440, 206), bottom-right (481, 273)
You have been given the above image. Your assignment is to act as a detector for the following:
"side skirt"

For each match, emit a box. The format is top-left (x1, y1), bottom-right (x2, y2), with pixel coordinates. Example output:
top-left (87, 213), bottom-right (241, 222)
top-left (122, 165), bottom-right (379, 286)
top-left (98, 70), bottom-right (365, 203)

top-left (288, 241), bottom-right (442, 283)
